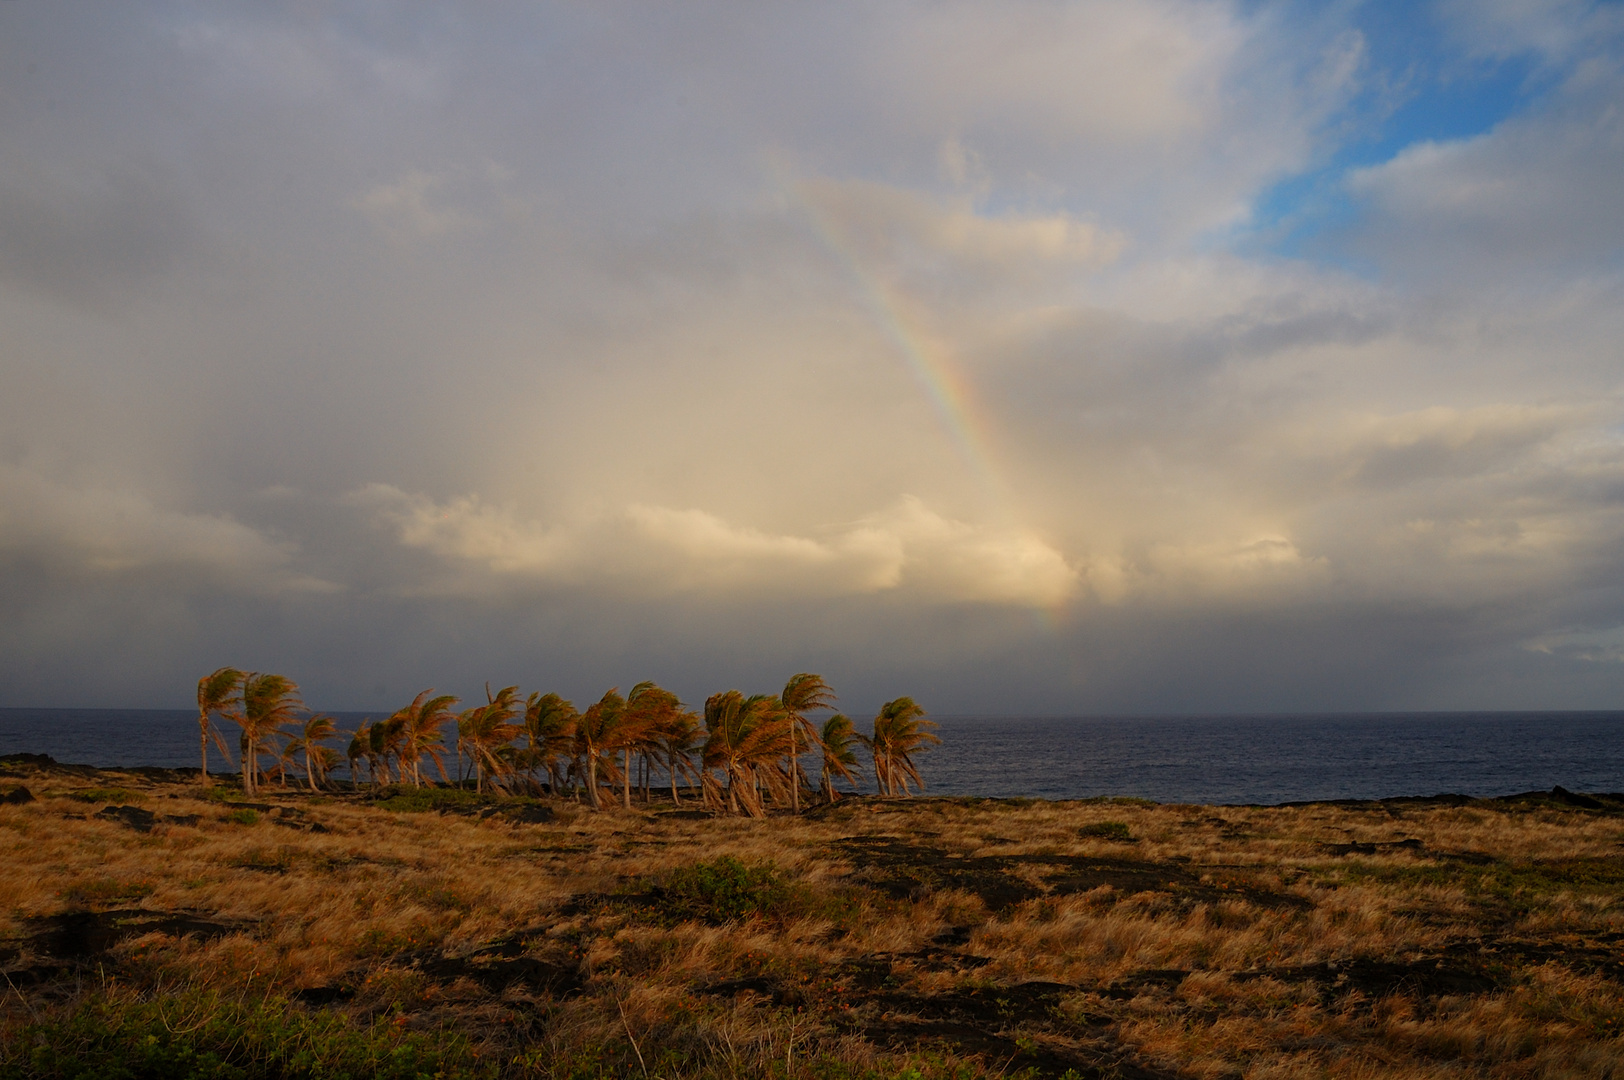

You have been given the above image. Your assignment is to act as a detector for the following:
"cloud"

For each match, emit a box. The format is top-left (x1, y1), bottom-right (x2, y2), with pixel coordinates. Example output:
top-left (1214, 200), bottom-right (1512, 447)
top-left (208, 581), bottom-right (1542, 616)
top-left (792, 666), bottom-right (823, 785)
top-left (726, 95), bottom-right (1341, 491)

top-left (1344, 56), bottom-right (1624, 277)
top-left (3, 1), bottom-right (1624, 711)
top-left (1524, 626), bottom-right (1624, 663)
top-left (0, 163), bottom-right (191, 304)
top-left (0, 464), bottom-right (335, 593)
top-left (797, 176), bottom-right (1125, 280)
top-left (355, 171), bottom-right (480, 243)
top-left (354, 484), bottom-right (1079, 607)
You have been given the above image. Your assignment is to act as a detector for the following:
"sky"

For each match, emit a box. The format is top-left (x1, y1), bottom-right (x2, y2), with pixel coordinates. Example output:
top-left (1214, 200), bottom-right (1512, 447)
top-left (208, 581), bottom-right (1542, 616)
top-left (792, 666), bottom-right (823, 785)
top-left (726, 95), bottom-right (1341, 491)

top-left (2, 0), bottom-right (1624, 716)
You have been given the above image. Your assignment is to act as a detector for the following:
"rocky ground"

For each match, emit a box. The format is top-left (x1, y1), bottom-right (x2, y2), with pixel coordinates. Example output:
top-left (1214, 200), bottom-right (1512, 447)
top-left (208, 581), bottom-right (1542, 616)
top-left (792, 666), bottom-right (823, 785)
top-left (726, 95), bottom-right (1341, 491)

top-left (4, 752), bottom-right (1624, 1079)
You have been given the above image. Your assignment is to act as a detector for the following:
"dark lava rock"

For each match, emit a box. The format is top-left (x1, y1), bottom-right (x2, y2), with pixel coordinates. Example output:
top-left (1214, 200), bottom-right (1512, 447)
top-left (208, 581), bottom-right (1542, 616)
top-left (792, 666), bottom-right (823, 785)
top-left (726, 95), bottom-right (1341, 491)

top-left (1, 785), bottom-right (35, 805)
top-left (417, 952), bottom-right (581, 996)
top-left (1239, 956), bottom-right (1499, 1000)
top-left (1550, 786), bottom-right (1606, 810)
top-left (837, 836), bottom-right (1309, 913)
top-left (1320, 838), bottom-right (1425, 857)
top-left (96, 805), bottom-right (157, 832)
top-left (24, 908), bottom-right (241, 960)
top-left (294, 984), bottom-right (357, 1006)
top-left (0, 753), bottom-right (55, 767)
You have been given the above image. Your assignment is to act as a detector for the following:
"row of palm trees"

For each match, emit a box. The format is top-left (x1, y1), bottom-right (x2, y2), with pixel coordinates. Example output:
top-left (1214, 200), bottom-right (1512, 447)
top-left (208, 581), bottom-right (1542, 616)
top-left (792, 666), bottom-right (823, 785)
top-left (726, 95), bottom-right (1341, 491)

top-left (195, 669), bottom-right (939, 816)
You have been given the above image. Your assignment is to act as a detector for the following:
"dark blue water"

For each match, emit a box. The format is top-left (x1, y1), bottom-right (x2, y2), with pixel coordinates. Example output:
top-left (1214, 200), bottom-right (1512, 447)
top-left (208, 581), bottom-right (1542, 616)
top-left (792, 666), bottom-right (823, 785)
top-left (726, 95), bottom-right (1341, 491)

top-left (3, 709), bottom-right (1622, 805)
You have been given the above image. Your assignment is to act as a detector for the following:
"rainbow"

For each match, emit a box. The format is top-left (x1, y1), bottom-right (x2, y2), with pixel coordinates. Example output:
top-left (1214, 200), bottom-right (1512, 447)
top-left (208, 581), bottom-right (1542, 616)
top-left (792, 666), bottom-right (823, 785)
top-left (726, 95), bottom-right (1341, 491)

top-left (787, 181), bottom-right (1077, 626)
top-left (791, 190), bottom-right (1009, 513)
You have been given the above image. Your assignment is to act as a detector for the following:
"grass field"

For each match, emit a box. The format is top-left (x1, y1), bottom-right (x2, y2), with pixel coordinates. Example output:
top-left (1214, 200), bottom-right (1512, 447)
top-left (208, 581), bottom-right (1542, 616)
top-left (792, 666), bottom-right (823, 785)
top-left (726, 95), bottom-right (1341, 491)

top-left (4, 755), bottom-right (1624, 1078)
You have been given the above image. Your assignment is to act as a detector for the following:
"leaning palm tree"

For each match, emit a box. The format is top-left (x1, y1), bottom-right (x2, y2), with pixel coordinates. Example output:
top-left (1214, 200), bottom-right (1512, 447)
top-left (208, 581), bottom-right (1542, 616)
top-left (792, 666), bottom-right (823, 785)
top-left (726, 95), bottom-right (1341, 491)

top-left (621, 682), bottom-right (679, 809)
top-left (196, 667), bottom-right (243, 788)
top-left (655, 708), bottom-right (703, 805)
top-left (524, 692), bottom-right (578, 795)
top-left (781, 673), bottom-right (835, 814)
top-left (460, 685), bottom-right (523, 794)
top-left (401, 691), bottom-right (460, 787)
top-left (237, 673), bottom-right (303, 797)
top-left (868, 696), bottom-right (938, 796)
top-left (573, 688), bottom-right (631, 810)
top-left (819, 713), bottom-right (861, 803)
top-left (702, 691), bottom-right (791, 818)
top-left (370, 708), bottom-right (413, 787)
top-left (285, 713), bottom-right (338, 790)
top-left (346, 724), bottom-right (371, 788)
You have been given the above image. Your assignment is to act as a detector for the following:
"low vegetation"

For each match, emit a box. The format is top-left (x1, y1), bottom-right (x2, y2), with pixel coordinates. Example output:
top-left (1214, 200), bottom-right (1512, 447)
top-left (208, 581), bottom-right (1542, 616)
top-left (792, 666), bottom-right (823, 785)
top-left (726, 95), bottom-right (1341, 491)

top-left (5, 756), bottom-right (1624, 1078)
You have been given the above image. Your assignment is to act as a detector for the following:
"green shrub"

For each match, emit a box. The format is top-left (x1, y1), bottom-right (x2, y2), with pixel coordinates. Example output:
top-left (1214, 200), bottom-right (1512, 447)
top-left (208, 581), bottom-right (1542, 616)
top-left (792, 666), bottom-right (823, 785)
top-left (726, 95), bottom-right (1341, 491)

top-left (223, 808), bottom-right (259, 826)
top-left (0, 988), bottom-right (490, 1080)
top-left (657, 857), bottom-right (804, 924)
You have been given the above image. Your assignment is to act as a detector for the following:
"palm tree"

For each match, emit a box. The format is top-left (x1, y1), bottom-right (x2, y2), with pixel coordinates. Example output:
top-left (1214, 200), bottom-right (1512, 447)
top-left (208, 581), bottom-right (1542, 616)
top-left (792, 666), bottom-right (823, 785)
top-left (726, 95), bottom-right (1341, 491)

top-left (573, 688), bottom-right (625, 810)
top-left (524, 692), bottom-right (578, 795)
top-left (655, 707), bottom-right (703, 805)
top-left (285, 713), bottom-right (338, 790)
top-left (702, 691), bottom-right (791, 818)
top-left (347, 724), bottom-right (371, 788)
top-left (868, 697), bottom-right (938, 796)
top-left (781, 673), bottom-right (835, 814)
top-left (238, 673), bottom-right (303, 797)
top-left (819, 713), bottom-right (861, 803)
top-left (401, 691), bottom-right (459, 787)
top-left (460, 685), bottom-right (523, 794)
top-left (196, 667), bottom-right (242, 788)
top-left (369, 711), bottom-right (408, 787)
top-left (621, 682), bottom-right (679, 809)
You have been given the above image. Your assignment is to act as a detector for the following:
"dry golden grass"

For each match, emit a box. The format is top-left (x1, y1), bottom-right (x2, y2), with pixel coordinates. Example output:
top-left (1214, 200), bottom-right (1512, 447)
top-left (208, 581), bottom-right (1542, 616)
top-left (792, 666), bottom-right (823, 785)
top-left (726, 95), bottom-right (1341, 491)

top-left (4, 760), bottom-right (1624, 1079)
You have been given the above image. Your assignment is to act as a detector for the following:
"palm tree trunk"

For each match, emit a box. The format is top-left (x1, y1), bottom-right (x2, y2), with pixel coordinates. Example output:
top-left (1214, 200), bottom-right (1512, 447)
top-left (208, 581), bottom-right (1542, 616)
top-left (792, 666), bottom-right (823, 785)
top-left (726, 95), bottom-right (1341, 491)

top-left (200, 721), bottom-right (209, 787)
top-left (586, 752), bottom-right (601, 809)
top-left (245, 734), bottom-right (257, 796)
top-left (622, 749), bottom-right (633, 809)
top-left (670, 755), bottom-right (680, 806)
top-left (790, 722), bottom-right (799, 814)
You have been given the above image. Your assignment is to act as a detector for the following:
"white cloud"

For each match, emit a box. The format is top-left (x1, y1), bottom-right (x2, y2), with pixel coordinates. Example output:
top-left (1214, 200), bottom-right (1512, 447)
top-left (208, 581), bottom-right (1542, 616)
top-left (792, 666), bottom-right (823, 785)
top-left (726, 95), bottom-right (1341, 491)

top-left (798, 176), bottom-right (1125, 278)
top-left (354, 484), bottom-right (1079, 607)
top-left (1344, 56), bottom-right (1624, 276)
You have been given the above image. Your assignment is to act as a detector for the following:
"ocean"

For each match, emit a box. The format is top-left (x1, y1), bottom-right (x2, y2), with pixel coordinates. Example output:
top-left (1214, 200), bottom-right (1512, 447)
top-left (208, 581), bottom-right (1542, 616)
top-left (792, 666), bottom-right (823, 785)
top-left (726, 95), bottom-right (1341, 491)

top-left (2, 708), bottom-right (1622, 806)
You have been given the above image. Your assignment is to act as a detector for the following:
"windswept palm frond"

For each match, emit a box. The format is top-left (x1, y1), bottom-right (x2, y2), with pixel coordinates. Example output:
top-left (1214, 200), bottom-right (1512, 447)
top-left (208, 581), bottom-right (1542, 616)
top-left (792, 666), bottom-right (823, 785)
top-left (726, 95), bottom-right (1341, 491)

top-left (460, 684), bottom-right (523, 794)
top-left (573, 688), bottom-right (626, 810)
top-left (819, 713), bottom-right (861, 803)
top-left (702, 691), bottom-right (791, 818)
top-left (196, 667), bottom-right (243, 787)
top-left (287, 713), bottom-right (338, 790)
top-left (525, 692), bottom-right (578, 796)
top-left (781, 673), bottom-right (835, 814)
top-left (405, 692), bottom-right (459, 787)
top-left (239, 673), bottom-right (303, 797)
top-left (621, 681), bottom-right (680, 808)
top-left (869, 696), bottom-right (938, 796)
